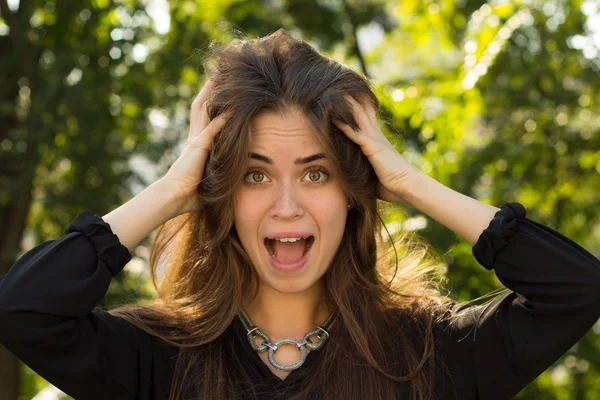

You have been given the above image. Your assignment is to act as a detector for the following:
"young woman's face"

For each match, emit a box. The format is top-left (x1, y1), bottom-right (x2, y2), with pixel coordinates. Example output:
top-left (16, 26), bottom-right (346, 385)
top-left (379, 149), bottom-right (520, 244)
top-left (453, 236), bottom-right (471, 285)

top-left (234, 109), bottom-right (348, 294)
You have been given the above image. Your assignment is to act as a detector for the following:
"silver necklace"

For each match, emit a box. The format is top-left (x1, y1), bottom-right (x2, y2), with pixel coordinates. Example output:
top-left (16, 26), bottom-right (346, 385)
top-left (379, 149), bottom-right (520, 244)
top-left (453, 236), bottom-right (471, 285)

top-left (238, 309), bottom-right (336, 372)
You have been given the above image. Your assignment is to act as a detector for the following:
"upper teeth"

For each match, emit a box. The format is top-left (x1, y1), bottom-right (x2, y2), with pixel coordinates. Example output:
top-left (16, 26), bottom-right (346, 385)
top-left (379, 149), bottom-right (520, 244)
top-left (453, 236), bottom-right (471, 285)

top-left (272, 237), bottom-right (306, 242)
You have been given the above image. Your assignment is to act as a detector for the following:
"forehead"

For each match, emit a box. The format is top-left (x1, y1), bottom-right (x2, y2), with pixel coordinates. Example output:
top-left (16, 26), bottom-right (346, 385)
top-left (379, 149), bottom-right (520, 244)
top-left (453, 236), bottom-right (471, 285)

top-left (249, 109), bottom-right (319, 147)
top-left (247, 109), bottom-right (338, 171)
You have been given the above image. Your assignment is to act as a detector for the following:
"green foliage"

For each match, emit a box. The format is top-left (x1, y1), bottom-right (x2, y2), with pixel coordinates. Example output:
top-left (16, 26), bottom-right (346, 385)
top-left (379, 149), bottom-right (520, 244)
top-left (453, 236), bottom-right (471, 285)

top-left (2, 0), bottom-right (599, 398)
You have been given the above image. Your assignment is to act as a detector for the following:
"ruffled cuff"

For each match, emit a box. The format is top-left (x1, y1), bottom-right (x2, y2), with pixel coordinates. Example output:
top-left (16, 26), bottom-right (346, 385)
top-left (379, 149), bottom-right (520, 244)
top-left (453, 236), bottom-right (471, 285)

top-left (65, 210), bottom-right (132, 276)
top-left (472, 202), bottom-right (527, 270)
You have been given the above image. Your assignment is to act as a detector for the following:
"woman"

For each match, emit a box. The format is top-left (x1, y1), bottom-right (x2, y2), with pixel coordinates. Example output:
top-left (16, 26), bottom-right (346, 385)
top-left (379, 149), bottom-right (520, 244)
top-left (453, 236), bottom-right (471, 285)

top-left (1, 29), bottom-right (599, 400)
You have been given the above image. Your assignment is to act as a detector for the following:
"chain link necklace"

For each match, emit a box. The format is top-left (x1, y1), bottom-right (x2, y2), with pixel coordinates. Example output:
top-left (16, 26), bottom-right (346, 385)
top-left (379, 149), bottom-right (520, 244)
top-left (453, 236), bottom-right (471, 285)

top-left (238, 309), bottom-right (336, 372)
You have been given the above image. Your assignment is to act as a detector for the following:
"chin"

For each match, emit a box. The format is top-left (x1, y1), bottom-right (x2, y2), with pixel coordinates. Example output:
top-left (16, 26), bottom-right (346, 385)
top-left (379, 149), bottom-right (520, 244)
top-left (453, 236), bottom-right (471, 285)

top-left (253, 266), bottom-right (324, 294)
top-left (262, 275), bottom-right (317, 293)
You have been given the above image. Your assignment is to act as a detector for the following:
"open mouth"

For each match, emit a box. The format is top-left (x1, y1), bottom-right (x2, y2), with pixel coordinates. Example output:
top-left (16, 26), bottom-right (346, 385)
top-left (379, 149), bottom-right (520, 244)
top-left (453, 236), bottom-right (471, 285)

top-left (264, 236), bottom-right (315, 263)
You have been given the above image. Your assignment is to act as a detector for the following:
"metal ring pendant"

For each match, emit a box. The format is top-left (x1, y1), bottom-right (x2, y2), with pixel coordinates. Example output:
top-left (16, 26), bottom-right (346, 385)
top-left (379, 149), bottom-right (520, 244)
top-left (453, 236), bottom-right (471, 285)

top-left (239, 310), bottom-right (336, 373)
top-left (266, 338), bottom-right (308, 371)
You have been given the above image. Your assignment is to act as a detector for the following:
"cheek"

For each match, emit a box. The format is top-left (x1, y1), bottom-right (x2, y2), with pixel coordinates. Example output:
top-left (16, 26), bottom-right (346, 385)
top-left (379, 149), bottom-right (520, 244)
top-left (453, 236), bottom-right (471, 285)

top-left (313, 188), bottom-right (347, 217)
top-left (235, 193), bottom-right (262, 222)
top-left (233, 191), bottom-right (262, 243)
top-left (233, 193), bottom-right (250, 239)
top-left (315, 200), bottom-right (347, 235)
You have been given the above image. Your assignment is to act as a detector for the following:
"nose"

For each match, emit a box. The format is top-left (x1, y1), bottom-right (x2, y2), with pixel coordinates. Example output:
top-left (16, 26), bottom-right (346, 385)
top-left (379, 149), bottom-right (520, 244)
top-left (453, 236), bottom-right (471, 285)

top-left (270, 181), bottom-right (303, 219)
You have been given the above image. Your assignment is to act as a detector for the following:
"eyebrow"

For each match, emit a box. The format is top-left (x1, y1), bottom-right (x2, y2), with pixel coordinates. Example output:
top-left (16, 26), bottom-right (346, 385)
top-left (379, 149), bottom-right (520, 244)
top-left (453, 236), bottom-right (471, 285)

top-left (248, 152), bottom-right (328, 165)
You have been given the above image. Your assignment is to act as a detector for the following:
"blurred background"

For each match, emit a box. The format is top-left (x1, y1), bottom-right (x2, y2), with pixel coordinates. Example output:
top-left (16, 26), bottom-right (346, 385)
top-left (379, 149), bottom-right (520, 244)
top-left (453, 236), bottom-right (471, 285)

top-left (1, 0), bottom-right (599, 399)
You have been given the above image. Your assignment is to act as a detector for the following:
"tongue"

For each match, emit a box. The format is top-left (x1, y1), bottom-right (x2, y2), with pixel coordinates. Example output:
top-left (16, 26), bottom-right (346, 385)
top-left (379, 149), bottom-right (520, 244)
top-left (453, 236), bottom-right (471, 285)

top-left (272, 239), bottom-right (306, 264)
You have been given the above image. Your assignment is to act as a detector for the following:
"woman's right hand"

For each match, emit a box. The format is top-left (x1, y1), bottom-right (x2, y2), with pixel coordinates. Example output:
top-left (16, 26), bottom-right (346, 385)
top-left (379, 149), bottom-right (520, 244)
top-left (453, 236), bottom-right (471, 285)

top-left (161, 78), bottom-right (229, 215)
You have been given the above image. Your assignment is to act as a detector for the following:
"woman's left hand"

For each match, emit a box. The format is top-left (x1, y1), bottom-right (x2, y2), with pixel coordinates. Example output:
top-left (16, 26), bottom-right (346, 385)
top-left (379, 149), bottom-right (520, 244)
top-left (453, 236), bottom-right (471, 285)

top-left (333, 94), bottom-right (421, 204)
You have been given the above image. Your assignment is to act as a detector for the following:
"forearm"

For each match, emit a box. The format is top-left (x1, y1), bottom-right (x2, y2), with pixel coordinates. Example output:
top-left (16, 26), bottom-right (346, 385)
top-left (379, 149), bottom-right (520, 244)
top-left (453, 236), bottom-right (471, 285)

top-left (102, 179), bottom-right (181, 251)
top-left (400, 172), bottom-right (500, 245)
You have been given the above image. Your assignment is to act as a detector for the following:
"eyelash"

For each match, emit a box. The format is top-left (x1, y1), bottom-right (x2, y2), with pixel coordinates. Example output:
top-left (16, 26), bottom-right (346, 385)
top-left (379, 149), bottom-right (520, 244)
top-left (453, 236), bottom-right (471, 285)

top-left (244, 167), bottom-right (330, 186)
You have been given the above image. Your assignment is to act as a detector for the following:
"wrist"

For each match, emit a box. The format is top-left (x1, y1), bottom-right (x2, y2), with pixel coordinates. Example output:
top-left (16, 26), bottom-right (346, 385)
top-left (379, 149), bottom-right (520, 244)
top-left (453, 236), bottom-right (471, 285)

top-left (150, 179), bottom-right (186, 220)
top-left (102, 179), bottom-right (184, 251)
top-left (394, 167), bottom-right (427, 206)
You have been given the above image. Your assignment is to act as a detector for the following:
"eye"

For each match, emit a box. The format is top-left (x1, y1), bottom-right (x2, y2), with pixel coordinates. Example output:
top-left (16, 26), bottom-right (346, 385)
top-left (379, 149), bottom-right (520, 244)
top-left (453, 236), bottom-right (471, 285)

top-left (305, 168), bottom-right (328, 183)
top-left (244, 167), bottom-right (330, 185)
top-left (246, 170), bottom-right (268, 184)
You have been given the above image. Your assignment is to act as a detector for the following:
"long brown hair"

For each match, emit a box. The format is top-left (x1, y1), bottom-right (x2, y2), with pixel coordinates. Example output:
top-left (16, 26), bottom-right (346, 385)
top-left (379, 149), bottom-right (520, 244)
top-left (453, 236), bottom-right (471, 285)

top-left (110, 29), bottom-right (458, 400)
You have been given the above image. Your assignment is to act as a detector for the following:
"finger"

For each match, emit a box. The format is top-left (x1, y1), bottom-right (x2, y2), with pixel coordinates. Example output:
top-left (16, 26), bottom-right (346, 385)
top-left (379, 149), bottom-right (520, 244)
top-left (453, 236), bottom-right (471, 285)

top-left (344, 94), bottom-right (377, 126)
top-left (353, 94), bottom-right (377, 121)
top-left (342, 95), bottom-right (367, 131)
top-left (189, 79), bottom-right (217, 138)
top-left (188, 101), bottom-right (206, 142)
top-left (198, 101), bottom-right (210, 131)
top-left (343, 94), bottom-right (363, 118)
top-left (332, 119), bottom-right (362, 145)
top-left (189, 112), bottom-right (229, 151)
top-left (192, 78), bottom-right (216, 110)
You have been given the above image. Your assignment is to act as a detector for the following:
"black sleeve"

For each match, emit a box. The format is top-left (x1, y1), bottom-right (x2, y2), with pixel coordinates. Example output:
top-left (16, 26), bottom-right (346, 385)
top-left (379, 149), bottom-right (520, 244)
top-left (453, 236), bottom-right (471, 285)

top-left (436, 203), bottom-right (600, 400)
top-left (0, 211), bottom-right (153, 400)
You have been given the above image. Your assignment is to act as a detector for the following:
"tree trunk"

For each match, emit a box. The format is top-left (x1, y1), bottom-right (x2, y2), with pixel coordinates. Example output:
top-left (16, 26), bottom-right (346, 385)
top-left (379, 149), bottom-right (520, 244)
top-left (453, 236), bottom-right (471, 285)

top-left (0, 2), bottom-right (37, 396)
top-left (0, 109), bottom-right (38, 400)
top-left (341, 0), bottom-right (370, 78)
top-left (0, 346), bottom-right (20, 400)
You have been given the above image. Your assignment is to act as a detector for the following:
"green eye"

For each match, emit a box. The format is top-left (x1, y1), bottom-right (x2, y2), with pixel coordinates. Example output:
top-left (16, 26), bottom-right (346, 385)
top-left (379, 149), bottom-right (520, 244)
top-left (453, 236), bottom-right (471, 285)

top-left (248, 171), bottom-right (266, 183)
top-left (306, 169), bottom-right (327, 182)
top-left (244, 167), bottom-right (330, 185)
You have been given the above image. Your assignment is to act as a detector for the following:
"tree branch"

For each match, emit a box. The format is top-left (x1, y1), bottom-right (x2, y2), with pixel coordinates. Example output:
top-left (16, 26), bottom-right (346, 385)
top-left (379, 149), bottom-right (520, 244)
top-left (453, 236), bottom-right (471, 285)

top-left (341, 0), bottom-right (369, 79)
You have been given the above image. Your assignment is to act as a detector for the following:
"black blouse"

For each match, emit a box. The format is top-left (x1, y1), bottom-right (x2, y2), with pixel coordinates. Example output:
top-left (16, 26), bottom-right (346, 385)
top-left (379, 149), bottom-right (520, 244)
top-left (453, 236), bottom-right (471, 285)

top-left (1, 203), bottom-right (599, 400)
